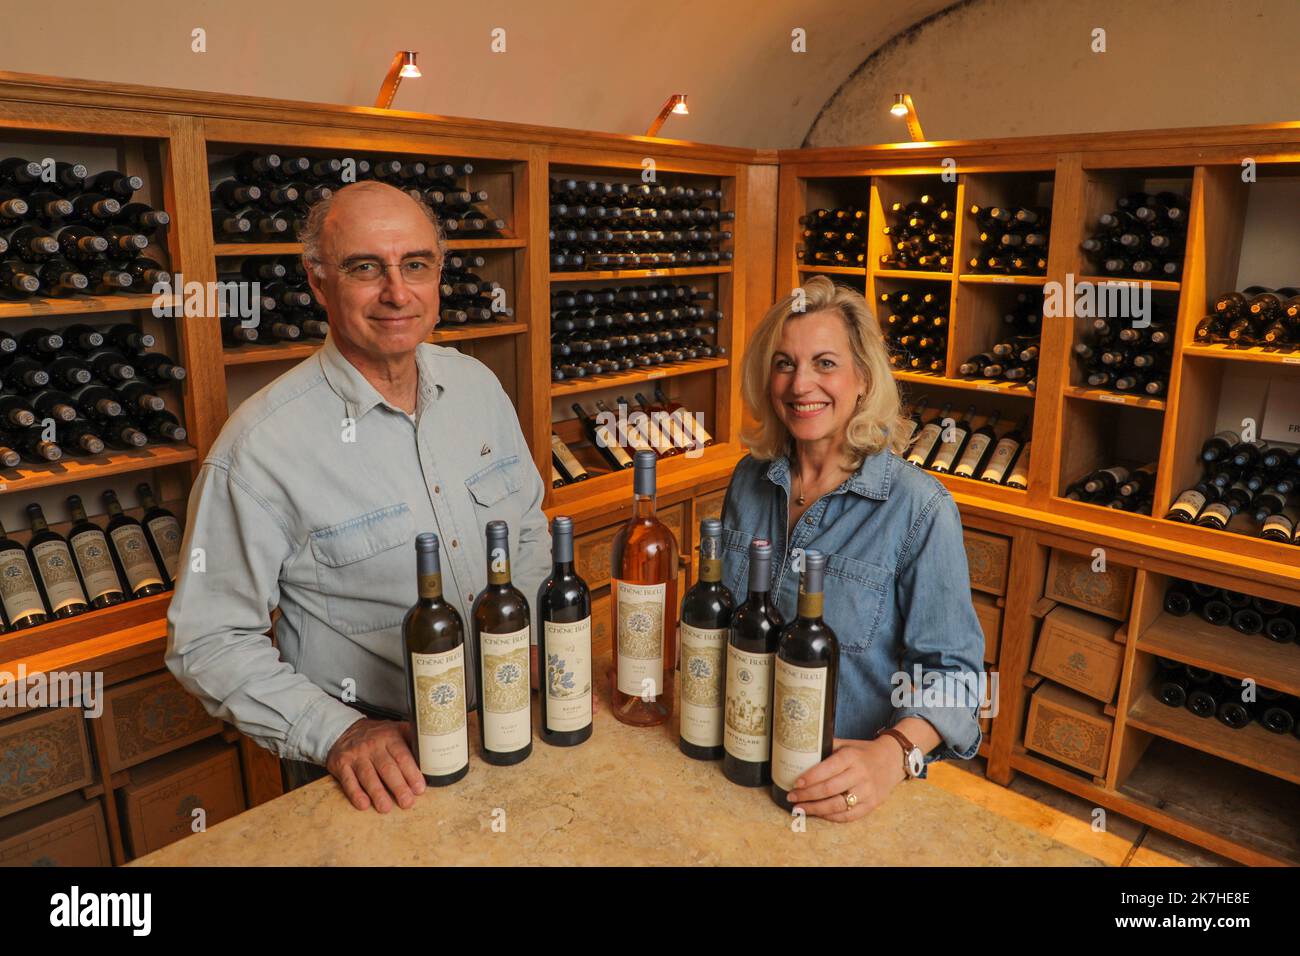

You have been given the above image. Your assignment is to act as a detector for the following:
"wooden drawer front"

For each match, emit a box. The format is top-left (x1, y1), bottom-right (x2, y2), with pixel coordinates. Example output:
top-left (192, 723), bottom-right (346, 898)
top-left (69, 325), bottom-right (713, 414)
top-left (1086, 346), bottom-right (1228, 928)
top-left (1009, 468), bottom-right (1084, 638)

top-left (103, 672), bottom-right (223, 772)
top-left (0, 708), bottom-right (94, 819)
top-left (0, 796), bottom-right (110, 867)
top-left (660, 503), bottom-right (685, 552)
top-left (1025, 682), bottom-right (1113, 778)
top-left (591, 592), bottom-right (612, 660)
top-left (972, 592), bottom-right (1003, 665)
top-left (119, 742), bottom-right (245, 858)
top-left (578, 503), bottom-right (685, 593)
top-left (694, 488), bottom-right (727, 525)
top-left (1045, 549), bottom-right (1135, 621)
top-left (963, 529), bottom-right (1009, 596)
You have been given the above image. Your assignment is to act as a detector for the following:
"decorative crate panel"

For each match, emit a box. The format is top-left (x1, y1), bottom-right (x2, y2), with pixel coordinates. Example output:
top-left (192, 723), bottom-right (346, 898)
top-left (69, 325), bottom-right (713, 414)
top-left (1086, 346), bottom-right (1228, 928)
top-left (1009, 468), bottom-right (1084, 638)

top-left (972, 592), bottom-right (1003, 664)
top-left (1025, 680), bottom-right (1114, 778)
top-left (0, 708), bottom-right (94, 819)
top-left (102, 671), bottom-right (223, 772)
top-left (1031, 606), bottom-right (1123, 703)
top-left (1045, 548), bottom-right (1135, 620)
top-left (0, 793), bottom-right (110, 867)
top-left (963, 529), bottom-right (1010, 596)
top-left (118, 741), bottom-right (245, 859)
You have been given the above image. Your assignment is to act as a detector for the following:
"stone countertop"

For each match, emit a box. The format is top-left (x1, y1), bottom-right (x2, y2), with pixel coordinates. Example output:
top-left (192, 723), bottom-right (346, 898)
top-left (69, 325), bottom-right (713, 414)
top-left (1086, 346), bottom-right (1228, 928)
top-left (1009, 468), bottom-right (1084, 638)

top-left (132, 669), bottom-right (1100, 867)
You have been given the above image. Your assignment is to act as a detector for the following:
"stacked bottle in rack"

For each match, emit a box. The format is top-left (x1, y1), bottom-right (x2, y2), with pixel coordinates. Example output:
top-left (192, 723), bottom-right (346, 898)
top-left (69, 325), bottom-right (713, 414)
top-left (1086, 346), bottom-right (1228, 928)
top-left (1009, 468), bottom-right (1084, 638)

top-left (1, 323), bottom-right (188, 463)
top-left (966, 204), bottom-right (1049, 275)
top-left (1195, 286), bottom-right (1300, 348)
top-left (1064, 462), bottom-right (1157, 514)
top-left (796, 207), bottom-right (866, 267)
top-left (1164, 431), bottom-right (1300, 543)
top-left (1153, 659), bottom-right (1299, 738)
top-left (956, 290), bottom-right (1042, 389)
top-left (549, 178), bottom-right (733, 272)
top-left (879, 194), bottom-right (953, 271)
top-left (550, 284), bottom-right (723, 381)
top-left (902, 399), bottom-right (1032, 486)
top-left (1079, 191), bottom-right (1187, 280)
top-left (1163, 579), bottom-right (1299, 646)
top-left (561, 389), bottom-right (714, 475)
top-left (880, 288), bottom-right (948, 374)
top-left (210, 152), bottom-right (505, 242)
top-left (1073, 313), bottom-right (1173, 397)
top-left (0, 157), bottom-right (170, 298)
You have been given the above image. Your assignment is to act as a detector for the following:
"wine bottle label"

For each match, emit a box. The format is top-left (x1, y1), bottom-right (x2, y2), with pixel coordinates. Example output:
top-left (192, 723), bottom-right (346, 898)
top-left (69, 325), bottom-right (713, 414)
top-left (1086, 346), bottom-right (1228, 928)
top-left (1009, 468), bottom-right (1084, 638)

top-left (146, 515), bottom-right (182, 582)
top-left (551, 434), bottom-right (587, 478)
top-left (1006, 443), bottom-right (1032, 487)
top-left (479, 625), bottom-right (531, 752)
top-left (615, 580), bottom-right (666, 697)
top-left (418, 572), bottom-right (443, 600)
top-left (1261, 512), bottom-right (1295, 538)
top-left (543, 616), bottom-right (592, 732)
top-left (724, 646), bottom-right (774, 762)
top-left (981, 437), bottom-right (1020, 483)
top-left (897, 418), bottom-right (919, 447)
top-left (679, 623), bottom-right (726, 747)
top-left (797, 588), bottom-right (824, 620)
top-left (410, 646), bottom-right (469, 776)
top-left (1167, 489), bottom-right (1206, 520)
top-left (31, 540), bottom-right (85, 612)
top-left (930, 429), bottom-right (969, 471)
top-left (771, 657), bottom-right (829, 791)
top-left (70, 529), bottom-right (122, 601)
top-left (954, 433), bottom-right (993, 477)
top-left (0, 547), bottom-right (45, 622)
top-left (110, 525), bottom-right (164, 592)
top-left (1197, 502), bottom-right (1231, 527)
top-left (906, 423), bottom-right (943, 465)
top-left (596, 424), bottom-right (635, 466)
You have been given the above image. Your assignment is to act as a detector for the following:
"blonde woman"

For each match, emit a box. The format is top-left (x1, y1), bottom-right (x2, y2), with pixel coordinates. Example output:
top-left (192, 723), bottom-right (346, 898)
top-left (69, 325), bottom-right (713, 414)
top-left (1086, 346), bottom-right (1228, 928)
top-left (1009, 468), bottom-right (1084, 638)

top-left (720, 276), bottom-right (984, 822)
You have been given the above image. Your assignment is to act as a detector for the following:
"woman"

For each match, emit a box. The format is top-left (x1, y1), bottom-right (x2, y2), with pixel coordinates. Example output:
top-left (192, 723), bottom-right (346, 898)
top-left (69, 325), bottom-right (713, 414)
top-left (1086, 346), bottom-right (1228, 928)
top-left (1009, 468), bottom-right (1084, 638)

top-left (720, 275), bottom-right (985, 823)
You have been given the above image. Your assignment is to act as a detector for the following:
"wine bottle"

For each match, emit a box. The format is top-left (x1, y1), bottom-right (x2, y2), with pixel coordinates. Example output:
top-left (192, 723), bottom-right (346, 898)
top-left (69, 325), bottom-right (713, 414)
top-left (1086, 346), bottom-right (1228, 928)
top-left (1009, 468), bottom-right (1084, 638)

top-left (137, 482), bottom-right (182, 587)
top-left (25, 503), bottom-right (88, 618)
top-left (571, 401), bottom-right (633, 470)
top-left (723, 538), bottom-right (784, 787)
top-left (102, 489), bottom-right (165, 598)
top-left (65, 495), bottom-right (125, 609)
top-left (536, 515), bottom-right (593, 747)
top-left (905, 402), bottom-right (952, 469)
top-left (771, 550), bottom-right (839, 808)
top-left (979, 416), bottom-right (1026, 484)
top-left (403, 533), bottom-right (470, 786)
top-left (0, 515), bottom-right (48, 629)
top-left (609, 450), bottom-right (679, 726)
top-left (679, 518), bottom-right (735, 761)
top-left (472, 520), bottom-right (532, 766)
top-left (929, 404), bottom-right (976, 474)
top-left (953, 410), bottom-right (1002, 478)
top-left (550, 432), bottom-right (589, 484)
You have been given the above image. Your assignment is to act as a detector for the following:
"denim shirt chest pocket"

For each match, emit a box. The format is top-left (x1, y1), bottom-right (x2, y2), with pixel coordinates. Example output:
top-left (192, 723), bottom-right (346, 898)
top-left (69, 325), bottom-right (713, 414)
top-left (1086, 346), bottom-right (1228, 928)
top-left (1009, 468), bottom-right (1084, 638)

top-left (310, 503), bottom-right (416, 636)
top-left (465, 455), bottom-right (521, 508)
top-left (822, 553), bottom-right (891, 652)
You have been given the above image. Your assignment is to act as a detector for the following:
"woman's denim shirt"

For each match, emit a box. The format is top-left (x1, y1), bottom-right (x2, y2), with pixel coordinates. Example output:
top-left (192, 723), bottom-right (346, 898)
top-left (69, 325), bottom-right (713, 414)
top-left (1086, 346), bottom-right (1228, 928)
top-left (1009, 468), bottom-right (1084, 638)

top-left (720, 449), bottom-right (986, 773)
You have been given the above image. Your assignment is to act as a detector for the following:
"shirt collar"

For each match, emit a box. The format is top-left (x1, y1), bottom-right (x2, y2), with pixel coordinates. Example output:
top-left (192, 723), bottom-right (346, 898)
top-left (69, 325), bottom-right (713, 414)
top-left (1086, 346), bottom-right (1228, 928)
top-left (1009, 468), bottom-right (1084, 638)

top-left (764, 448), bottom-right (893, 501)
top-left (318, 335), bottom-right (443, 421)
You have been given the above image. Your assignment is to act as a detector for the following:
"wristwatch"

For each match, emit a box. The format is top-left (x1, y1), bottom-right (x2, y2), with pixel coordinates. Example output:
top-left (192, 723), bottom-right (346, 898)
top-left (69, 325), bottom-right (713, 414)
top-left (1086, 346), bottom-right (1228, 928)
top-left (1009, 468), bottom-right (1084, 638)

top-left (876, 727), bottom-right (925, 779)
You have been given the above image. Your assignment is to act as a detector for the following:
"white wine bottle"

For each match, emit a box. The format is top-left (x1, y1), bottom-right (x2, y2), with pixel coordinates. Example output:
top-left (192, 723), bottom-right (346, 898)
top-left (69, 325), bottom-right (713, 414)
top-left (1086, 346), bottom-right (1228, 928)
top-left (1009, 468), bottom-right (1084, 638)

top-left (473, 520), bottom-right (532, 766)
top-left (679, 518), bottom-right (735, 760)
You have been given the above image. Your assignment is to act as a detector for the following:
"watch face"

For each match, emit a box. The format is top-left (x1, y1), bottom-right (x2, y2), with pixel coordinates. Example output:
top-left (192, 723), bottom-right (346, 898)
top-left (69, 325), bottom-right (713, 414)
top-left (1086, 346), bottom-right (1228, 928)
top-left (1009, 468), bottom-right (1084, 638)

top-left (906, 747), bottom-right (925, 778)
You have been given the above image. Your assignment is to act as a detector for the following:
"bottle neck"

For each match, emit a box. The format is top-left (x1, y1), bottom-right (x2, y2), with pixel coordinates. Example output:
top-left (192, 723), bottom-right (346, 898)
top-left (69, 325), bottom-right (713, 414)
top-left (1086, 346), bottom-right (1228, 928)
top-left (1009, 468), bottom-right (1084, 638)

top-left (634, 491), bottom-right (657, 519)
top-left (105, 499), bottom-right (123, 517)
top-left (29, 510), bottom-right (48, 533)
top-left (797, 585), bottom-right (824, 621)
top-left (698, 535), bottom-right (722, 583)
top-left (70, 503), bottom-right (89, 524)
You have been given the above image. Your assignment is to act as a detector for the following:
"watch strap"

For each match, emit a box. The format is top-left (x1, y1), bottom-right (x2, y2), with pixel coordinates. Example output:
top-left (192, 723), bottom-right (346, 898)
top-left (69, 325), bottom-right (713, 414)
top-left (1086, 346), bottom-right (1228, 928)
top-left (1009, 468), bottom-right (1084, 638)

top-left (877, 727), bottom-right (923, 778)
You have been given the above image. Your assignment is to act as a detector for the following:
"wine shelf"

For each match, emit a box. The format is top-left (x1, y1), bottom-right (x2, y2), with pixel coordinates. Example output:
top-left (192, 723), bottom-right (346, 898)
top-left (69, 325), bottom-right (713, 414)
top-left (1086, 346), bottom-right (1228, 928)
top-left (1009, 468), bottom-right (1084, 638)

top-left (213, 237), bottom-right (527, 257)
top-left (550, 357), bottom-right (728, 397)
top-left (873, 269), bottom-right (952, 282)
top-left (221, 322), bottom-right (528, 366)
top-left (957, 273), bottom-right (1048, 286)
top-left (0, 445), bottom-right (199, 495)
top-left (797, 264), bottom-right (864, 276)
top-left (1138, 612), bottom-right (1300, 699)
top-left (0, 592), bottom-right (172, 670)
top-left (1062, 385), bottom-right (1167, 410)
top-left (1077, 275), bottom-right (1181, 294)
top-left (549, 266), bottom-right (731, 283)
top-left (1126, 684), bottom-right (1300, 788)
top-left (0, 293), bottom-right (181, 320)
top-left (1181, 343), bottom-right (1300, 366)
top-left (548, 441), bottom-right (739, 509)
top-left (892, 369), bottom-right (1036, 397)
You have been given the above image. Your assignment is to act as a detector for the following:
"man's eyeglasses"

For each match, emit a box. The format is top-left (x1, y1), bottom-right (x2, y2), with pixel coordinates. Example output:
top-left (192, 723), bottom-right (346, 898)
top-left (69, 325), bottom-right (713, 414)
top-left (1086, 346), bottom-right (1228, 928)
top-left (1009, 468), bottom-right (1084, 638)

top-left (317, 256), bottom-right (442, 284)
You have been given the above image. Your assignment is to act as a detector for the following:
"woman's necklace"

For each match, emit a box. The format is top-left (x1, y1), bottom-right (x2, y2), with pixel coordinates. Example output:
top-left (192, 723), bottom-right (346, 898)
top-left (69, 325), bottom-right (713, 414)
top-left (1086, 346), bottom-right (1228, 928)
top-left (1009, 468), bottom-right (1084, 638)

top-left (794, 461), bottom-right (848, 507)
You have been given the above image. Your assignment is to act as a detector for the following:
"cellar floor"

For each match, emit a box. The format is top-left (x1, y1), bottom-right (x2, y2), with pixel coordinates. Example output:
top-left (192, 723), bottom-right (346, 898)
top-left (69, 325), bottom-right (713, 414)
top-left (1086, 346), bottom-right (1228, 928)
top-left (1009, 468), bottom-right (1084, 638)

top-left (932, 758), bottom-right (1236, 867)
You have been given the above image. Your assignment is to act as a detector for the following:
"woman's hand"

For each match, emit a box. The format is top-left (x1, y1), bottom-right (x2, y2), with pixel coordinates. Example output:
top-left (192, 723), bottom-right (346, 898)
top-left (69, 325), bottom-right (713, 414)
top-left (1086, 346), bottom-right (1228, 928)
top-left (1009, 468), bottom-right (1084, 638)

top-left (783, 736), bottom-right (907, 822)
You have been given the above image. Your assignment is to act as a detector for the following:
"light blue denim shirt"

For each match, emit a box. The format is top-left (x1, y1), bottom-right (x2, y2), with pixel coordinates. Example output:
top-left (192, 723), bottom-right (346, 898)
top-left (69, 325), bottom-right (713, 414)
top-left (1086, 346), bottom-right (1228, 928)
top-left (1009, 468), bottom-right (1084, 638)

top-left (720, 449), bottom-right (985, 772)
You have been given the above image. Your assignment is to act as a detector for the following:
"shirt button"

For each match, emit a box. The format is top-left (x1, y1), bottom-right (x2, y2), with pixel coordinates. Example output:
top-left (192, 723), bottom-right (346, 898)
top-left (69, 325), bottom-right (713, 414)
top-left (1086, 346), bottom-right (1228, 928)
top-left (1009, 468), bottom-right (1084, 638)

top-left (805, 517), bottom-right (814, 525)
top-left (452, 539), bottom-right (459, 548)
top-left (434, 486), bottom-right (441, 494)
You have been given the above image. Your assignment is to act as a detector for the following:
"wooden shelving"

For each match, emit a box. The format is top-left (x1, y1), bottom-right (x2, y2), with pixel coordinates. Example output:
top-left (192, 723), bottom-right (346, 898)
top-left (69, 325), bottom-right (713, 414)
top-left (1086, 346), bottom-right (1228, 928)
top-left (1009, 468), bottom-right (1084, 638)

top-left (1182, 343), bottom-right (1300, 366)
top-left (873, 268), bottom-right (952, 282)
top-left (797, 264), bottom-right (864, 276)
top-left (958, 273), bottom-right (1047, 286)
top-left (550, 357), bottom-right (728, 397)
top-left (214, 237), bottom-right (527, 257)
top-left (894, 369), bottom-right (1036, 397)
top-left (1138, 611), bottom-right (1300, 698)
top-left (549, 265), bottom-right (732, 282)
top-left (222, 322), bottom-right (527, 365)
top-left (0, 293), bottom-right (181, 320)
top-left (1062, 385), bottom-right (1167, 410)
top-left (0, 445), bottom-right (199, 494)
top-left (1077, 274), bottom-right (1181, 293)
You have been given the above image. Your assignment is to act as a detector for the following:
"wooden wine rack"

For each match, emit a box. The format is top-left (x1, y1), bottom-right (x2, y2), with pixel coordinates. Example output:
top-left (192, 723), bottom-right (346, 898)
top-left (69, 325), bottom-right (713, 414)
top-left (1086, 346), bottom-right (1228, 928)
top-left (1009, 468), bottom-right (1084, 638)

top-left (3, 68), bottom-right (1299, 865)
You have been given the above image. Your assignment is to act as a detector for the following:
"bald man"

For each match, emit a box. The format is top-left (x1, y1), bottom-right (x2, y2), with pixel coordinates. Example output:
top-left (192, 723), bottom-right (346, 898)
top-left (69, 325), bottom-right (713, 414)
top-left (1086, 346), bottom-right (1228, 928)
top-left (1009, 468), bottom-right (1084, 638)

top-left (166, 182), bottom-right (551, 812)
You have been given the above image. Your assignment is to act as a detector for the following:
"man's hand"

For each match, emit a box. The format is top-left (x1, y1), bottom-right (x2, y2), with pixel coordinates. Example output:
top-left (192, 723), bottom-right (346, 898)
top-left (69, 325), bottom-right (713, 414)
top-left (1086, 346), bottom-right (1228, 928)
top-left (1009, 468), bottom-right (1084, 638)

top-left (325, 718), bottom-right (426, 813)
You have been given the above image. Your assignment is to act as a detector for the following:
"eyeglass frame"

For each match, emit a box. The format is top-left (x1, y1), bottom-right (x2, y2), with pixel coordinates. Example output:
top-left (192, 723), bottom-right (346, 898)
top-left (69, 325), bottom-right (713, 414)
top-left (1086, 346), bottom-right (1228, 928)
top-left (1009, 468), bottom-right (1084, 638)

top-left (309, 252), bottom-right (444, 284)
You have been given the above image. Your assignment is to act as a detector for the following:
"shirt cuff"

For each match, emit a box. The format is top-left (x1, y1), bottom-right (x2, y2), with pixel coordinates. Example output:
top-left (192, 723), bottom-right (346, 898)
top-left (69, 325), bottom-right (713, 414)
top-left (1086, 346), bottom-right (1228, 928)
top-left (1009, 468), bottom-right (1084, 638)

top-left (892, 702), bottom-right (983, 777)
top-left (286, 694), bottom-right (367, 765)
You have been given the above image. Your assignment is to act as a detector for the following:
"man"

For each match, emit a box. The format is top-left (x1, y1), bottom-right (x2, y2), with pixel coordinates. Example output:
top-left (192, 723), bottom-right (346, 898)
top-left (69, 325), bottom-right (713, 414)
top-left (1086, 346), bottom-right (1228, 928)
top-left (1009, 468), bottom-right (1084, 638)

top-left (166, 181), bottom-right (551, 813)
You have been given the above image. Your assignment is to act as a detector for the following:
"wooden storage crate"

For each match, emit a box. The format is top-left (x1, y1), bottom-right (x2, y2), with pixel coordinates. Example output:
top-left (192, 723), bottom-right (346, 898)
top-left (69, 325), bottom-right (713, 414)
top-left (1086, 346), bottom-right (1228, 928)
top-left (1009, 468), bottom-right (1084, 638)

top-left (1031, 605), bottom-right (1124, 702)
top-left (1025, 680), bottom-right (1114, 778)
top-left (0, 792), bottom-right (111, 867)
top-left (962, 529), bottom-right (1010, 597)
top-left (1044, 548), bottom-right (1135, 621)
top-left (972, 592), bottom-right (1004, 664)
top-left (101, 671), bottom-right (224, 772)
top-left (117, 740), bottom-right (245, 859)
top-left (0, 707), bottom-right (94, 819)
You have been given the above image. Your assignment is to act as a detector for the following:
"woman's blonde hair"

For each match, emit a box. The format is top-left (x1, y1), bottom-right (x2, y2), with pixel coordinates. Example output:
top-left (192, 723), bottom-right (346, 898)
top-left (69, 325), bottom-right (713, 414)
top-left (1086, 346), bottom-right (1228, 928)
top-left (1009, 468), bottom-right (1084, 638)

top-left (740, 275), bottom-right (908, 467)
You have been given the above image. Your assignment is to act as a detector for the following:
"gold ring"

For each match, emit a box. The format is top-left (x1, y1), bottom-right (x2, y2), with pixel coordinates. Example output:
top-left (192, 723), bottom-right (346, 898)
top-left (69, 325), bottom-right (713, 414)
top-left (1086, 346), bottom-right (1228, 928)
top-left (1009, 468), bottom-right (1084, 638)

top-left (843, 791), bottom-right (858, 809)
